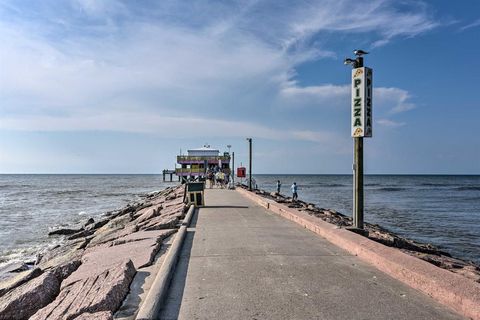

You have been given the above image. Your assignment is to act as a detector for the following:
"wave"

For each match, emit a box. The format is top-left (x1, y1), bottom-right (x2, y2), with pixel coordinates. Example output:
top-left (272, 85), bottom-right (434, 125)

top-left (365, 183), bottom-right (381, 186)
top-left (456, 186), bottom-right (480, 191)
top-left (49, 190), bottom-right (89, 195)
top-left (378, 187), bottom-right (407, 192)
top-left (420, 183), bottom-right (452, 187)
top-left (319, 184), bottom-right (346, 187)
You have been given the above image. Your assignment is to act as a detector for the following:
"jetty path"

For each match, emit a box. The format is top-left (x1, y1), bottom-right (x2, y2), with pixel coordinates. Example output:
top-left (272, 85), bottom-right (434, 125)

top-left (158, 188), bottom-right (463, 320)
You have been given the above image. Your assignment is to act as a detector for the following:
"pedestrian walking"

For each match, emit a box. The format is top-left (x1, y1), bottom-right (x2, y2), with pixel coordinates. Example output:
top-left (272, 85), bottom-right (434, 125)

top-left (276, 180), bottom-right (281, 194)
top-left (291, 182), bottom-right (298, 201)
top-left (207, 170), bottom-right (214, 189)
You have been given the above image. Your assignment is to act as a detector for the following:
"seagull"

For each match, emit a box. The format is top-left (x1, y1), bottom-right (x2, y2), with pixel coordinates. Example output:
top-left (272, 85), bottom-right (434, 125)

top-left (354, 49), bottom-right (369, 56)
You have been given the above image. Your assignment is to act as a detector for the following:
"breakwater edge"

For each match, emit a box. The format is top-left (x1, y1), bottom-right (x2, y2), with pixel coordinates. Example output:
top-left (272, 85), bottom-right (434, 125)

top-left (0, 184), bottom-right (186, 319)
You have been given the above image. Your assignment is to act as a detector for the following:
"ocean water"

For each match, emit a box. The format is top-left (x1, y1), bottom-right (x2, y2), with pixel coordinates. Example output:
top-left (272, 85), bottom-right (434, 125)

top-left (0, 174), bottom-right (479, 267)
top-left (253, 175), bottom-right (480, 264)
top-left (0, 175), bottom-right (175, 267)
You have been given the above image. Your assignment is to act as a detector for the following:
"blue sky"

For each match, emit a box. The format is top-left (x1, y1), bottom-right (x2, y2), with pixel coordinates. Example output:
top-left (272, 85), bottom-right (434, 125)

top-left (0, 0), bottom-right (479, 174)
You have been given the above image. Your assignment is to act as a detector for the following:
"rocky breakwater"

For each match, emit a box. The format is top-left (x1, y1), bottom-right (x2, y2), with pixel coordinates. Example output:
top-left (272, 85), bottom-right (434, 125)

top-left (0, 185), bottom-right (186, 320)
top-left (249, 186), bottom-right (480, 284)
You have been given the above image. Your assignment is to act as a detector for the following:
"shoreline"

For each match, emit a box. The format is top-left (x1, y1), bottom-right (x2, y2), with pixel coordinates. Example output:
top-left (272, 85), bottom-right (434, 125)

top-left (0, 184), bottom-right (186, 319)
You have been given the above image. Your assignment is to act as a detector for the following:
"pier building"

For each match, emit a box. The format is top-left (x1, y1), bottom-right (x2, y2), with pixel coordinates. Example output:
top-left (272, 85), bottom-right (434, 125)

top-left (175, 145), bottom-right (231, 181)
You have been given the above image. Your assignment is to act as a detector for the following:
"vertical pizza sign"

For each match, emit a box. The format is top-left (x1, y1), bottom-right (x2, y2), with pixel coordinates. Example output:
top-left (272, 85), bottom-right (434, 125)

top-left (351, 67), bottom-right (373, 138)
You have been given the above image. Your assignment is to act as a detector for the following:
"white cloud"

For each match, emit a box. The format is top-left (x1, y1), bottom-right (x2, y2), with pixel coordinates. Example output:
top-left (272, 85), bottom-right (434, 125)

top-left (0, 0), bottom-right (431, 136)
top-left (460, 18), bottom-right (480, 31)
top-left (377, 119), bottom-right (406, 127)
top-left (375, 87), bottom-right (415, 113)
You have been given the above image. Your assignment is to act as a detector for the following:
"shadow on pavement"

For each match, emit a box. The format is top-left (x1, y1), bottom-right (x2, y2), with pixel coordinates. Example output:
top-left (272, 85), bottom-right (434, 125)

top-left (158, 209), bottom-right (197, 319)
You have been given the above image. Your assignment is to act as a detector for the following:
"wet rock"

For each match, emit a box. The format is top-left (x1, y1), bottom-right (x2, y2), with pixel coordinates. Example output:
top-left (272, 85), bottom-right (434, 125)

top-left (0, 268), bottom-right (42, 298)
top-left (74, 311), bottom-right (113, 320)
top-left (0, 262), bottom-right (29, 278)
top-left (31, 260), bottom-right (135, 320)
top-left (84, 218), bottom-right (110, 232)
top-left (36, 238), bottom-right (85, 266)
top-left (0, 271), bottom-right (60, 320)
top-left (68, 229), bottom-right (95, 240)
top-left (84, 218), bottom-right (95, 227)
top-left (49, 227), bottom-right (84, 236)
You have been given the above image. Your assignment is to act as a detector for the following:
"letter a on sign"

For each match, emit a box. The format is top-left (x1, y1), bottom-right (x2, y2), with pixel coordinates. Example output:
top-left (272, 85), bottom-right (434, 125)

top-left (351, 67), bottom-right (373, 138)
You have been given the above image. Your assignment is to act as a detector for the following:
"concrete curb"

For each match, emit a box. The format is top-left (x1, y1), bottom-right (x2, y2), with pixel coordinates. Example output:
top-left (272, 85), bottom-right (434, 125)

top-left (135, 205), bottom-right (195, 320)
top-left (237, 188), bottom-right (480, 320)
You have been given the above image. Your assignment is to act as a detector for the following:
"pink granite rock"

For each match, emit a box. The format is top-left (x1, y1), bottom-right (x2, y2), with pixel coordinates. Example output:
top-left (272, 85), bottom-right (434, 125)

top-left (74, 311), bottom-right (113, 319)
top-left (31, 260), bottom-right (135, 320)
top-left (0, 268), bottom-right (42, 298)
top-left (110, 229), bottom-right (176, 246)
top-left (160, 203), bottom-right (185, 218)
top-left (87, 225), bottom-right (138, 248)
top-left (65, 238), bottom-right (160, 288)
top-left (0, 271), bottom-right (60, 320)
top-left (134, 205), bottom-right (162, 224)
top-left (163, 197), bottom-right (184, 208)
top-left (137, 216), bottom-right (178, 232)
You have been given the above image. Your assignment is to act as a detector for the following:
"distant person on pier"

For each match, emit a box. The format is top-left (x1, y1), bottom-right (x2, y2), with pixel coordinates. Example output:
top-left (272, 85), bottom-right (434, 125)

top-left (216, 171), bottom-right (224, 188)
top-left (291, 182), bottom-right (298, 201)
top-left (207, 170), bottom-right (214, 189)
top-left (276, 180), bottom-right (281, 194)
top-left (224, 169), bottom-right (230, 188)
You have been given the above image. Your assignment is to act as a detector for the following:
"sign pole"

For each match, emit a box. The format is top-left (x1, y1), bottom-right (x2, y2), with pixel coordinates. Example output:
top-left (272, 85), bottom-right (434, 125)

top-left (232, 151), bottom-right (235, 187)
top-left (353, 137), bottom-right (364, 229)
top-left (345, 50), bottom-right (372, 232)
top-left (249, 138), bottom-right (253, 191)
top-left (354, 56), bottom-right (364, 230)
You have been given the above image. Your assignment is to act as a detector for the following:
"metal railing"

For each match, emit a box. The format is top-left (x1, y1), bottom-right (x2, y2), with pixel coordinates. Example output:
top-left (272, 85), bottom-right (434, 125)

top-left (176, 168), bottom-right (206, 174)
top-left (177, 155), bottom-right (230, 162)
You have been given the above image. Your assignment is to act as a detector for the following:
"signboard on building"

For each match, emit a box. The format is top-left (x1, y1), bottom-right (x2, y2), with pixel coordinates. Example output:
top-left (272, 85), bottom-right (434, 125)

top-left (351, 67), bottom-right (373, 138)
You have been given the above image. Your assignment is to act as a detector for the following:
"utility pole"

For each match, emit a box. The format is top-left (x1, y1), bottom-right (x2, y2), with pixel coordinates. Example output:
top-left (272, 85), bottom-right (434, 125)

top-left (344, 50), bottom-right (373, 232)
top-left (232, 151), bottom-right (235, 187)
top-left (247, 138), bottom-right (252, 191)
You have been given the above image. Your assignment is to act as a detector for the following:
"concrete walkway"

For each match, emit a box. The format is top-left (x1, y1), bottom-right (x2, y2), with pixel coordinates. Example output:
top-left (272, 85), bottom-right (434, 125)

top-left (159, 189), bottom-right (464, 320)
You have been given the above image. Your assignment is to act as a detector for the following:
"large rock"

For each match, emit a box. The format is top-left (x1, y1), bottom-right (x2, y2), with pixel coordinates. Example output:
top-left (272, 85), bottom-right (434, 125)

top-left (0, 271), bottom-right (60, 320)
top-left (87, 225), bottom-right (138, 248)
top-left (134, 205), bottom-right (162, 224)
top-left (37, 238), bottom-right (85, 266)
top-left (137, 216), bottom-right (178, 231)
top-left (48, 228), bottom-right (84, 236)
top-left (66, 238), bottom-right (160, 287)
top-left (0, 268), bottom-right (42, 298)
top-left (31, 260), bottom-right (135, 320)
top-left (74, 311), bottom-right (113, 320)
top-left (110, 229), bottom-right (176, 246)
top-left (160, 203), bottom-right (186, 218)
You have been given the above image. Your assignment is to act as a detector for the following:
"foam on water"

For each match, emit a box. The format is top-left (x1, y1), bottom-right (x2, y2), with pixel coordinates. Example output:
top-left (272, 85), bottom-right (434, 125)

top-left (0, 174), bottom-right (175, 266)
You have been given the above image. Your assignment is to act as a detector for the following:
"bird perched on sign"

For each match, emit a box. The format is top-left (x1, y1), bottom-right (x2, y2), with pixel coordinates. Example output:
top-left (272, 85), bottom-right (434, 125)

top-left (354, 49), bottom-right (369, 56)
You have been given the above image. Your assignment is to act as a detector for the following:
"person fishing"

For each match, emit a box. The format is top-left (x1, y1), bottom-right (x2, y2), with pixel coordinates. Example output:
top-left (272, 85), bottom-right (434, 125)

top-left (291, 182), bottom-right (298, 201)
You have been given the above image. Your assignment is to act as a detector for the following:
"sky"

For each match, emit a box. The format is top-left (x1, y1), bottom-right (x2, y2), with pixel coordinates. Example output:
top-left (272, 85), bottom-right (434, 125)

top-left (0, 0), bottom-right (479, 174)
